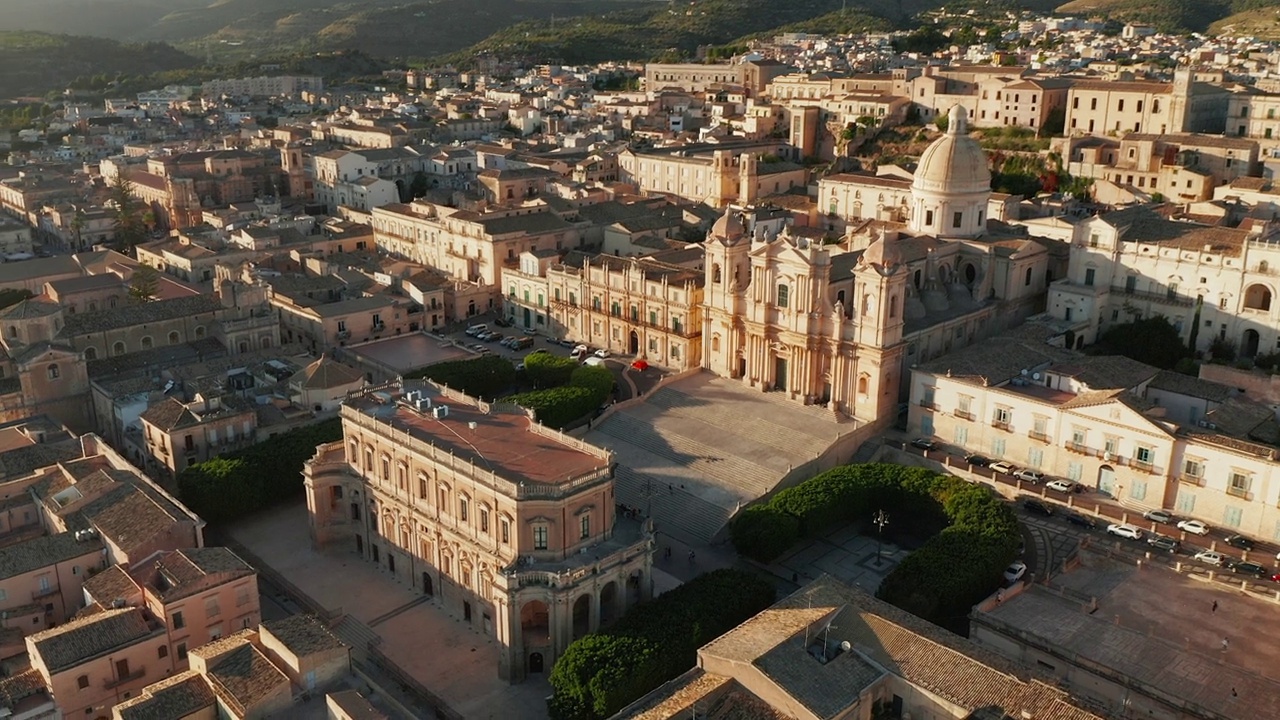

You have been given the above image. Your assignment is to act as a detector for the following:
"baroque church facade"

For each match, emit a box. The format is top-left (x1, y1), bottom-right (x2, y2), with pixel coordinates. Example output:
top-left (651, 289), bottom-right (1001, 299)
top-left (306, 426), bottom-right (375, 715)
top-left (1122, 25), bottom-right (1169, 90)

top-left (701, 105), bottom-right (1058, 422)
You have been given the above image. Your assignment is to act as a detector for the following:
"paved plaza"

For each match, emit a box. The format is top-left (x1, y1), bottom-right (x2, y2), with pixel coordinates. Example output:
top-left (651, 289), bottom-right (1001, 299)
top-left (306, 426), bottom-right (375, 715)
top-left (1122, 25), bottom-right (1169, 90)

top-left (346, 333), bottom-right (472, 374)
top-left (765, 524), bottom-right (908, 595)
top-left (230, 501), bottom-right (552, 720)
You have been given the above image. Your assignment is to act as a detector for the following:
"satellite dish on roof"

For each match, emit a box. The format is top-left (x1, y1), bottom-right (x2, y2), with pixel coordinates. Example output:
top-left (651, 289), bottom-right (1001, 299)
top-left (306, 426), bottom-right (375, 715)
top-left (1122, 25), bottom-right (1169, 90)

top-left (1032, 372), bottom-right (1042, 381)
top-left (840, 640), bottom-right (851, 652)
top-left (1020, 368), bottom-right (1029, 376)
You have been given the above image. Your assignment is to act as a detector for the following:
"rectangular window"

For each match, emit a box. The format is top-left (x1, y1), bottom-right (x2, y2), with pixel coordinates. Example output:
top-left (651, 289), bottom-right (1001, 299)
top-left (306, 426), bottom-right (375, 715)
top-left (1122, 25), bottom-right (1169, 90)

top-left (1184, 459), bottom-right (1203, 477)
top-left (991, 438), bottom-right (1006, 458)
top-left (580, 515), bottom-right (590, 539)
top-left (459, 498), bottom-right (469, 522)
top-left (993, 407), bottom-right (1011, 425)
top-left (534, 525), bottom-right (548, 550)
top-left (925, 210), bottom-right (934, 227)
top-left (1224, 506), bottom-right (1243, 529)
top-left (1027, 448), bottom-right (1044, 468)
top-left (480, 508), bottom-right (490, 533)
top-left (958, 395), bottom-right (972, 414)
top-left (953, 425), bottom-right (968, 446)
top-left (418, 476), bottom-right (428, 499)
top-left (1071, 428), bottom-right (1086, 446)
top-left (1067, 462), bottom-right (1083, 481)
top-left (952, 211), bottom-right (963, 228)
top-left (1229, 472), bottom-right (1251, 498)
top-left (1033, 416), bottom-right (1048, 435)
top-left (1084, 268), bottom-right (1096, 286)
top-left (172, 611), bottom-right (185, 630)
top-left (1104, 437), bottom-right (1118, 456)
top-left (205, 596), bottom-right (220, 618)
top-left (1129, 480), bottom-right (1147, 502)
top-left (501, 518), bottom-right (511, 544)
top-left (1135, 447), bottom-right (1153, 464)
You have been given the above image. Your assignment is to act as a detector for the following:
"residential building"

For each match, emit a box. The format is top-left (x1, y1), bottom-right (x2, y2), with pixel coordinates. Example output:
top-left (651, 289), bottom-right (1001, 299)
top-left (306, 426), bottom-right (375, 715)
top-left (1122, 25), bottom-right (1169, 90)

top-left (256, 614), bottom-right (349, 692)
top-left (617, 143), bottom-right (805, 208)
top-left (83, 547), bottom-right (261, 669)
top-left (287, 355), bottom-right (368, 413)
top-left (201, 76), bottom-right (324, 99)
top-left (1060, 132), bottom-right (1259, 204)
top-left (303, 381), bottom-right (653, 682)
top-left (110, 670), bottom-right (216, 720)
top-left (26, 607), bottom-right (172, 718)
top-left (644, 63), bottom-right (746, 94)
top-left (272, 294), bottom-right (412, 351)
top-left (502, 250), bottom-right (705, 370)
top-left (186, 630), bottom-right (292, 718)
top-left (1064, 69), bottom-right (1229, 137)
top-left (0, 218), bottom-right (33, 258)
top-left (615, 575), bottom-right (1105, 720)
top-left (0, 532), bottom-right (107, 636)
top-left (139, 393), bottom-right (258, 477)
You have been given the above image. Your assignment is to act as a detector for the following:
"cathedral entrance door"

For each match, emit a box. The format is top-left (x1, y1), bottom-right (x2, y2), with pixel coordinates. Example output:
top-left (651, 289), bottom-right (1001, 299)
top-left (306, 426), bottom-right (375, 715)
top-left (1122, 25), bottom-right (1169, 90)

top-left (629, 330), bottom-right (639, 355)
top-left (774, 357), bottom-right (788, 392)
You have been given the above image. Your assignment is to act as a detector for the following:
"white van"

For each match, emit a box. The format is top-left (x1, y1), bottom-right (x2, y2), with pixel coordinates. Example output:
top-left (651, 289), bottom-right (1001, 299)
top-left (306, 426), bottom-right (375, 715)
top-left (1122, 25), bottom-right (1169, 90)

top-left (465, 323), bottom-right (488, 337)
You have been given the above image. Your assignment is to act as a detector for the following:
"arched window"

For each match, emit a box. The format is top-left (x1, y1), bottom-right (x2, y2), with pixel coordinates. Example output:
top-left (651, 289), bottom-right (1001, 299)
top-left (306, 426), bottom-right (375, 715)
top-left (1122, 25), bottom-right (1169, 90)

top-left (112, 342), bottom-right (125, 356)
top-left (1025, 267), bottom-right (1033, 286)
top-left (194, 326), bottom-right (206, 338)
top-left (140, 336), bottom-right (153, 350)
top-left (168, 331), bottom-right (180, 345)
top-left (1244, 284), bottom-right (1273, 312)
top-left (711, 335), bottom-right (721, 352)
top-left (260, 337), bottom-right (270, 349)
top-left (776, 284), bottom-right (790, 309)
top-left (83, 347), bottom-right (97, 360)
top-left (46, 364), bottom-right (59, 380)
top-left (712, 264), bottom-right (722, 283)
top-left (1261, 261), bottom-right (1270, 273)
top-left (857, 375), bottom-right (869, 395)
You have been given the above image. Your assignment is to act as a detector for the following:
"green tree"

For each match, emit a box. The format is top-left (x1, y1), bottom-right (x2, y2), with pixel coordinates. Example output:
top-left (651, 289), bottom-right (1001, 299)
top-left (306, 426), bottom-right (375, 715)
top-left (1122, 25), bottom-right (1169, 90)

top-left (1094, 316), bottom-right (1190, 369)
top-left (110, 173), bottom-right (147, 252)
top-left (69, 207), bottom-right (86, 251)
top-left (128, 264), bottom-right (160, 304)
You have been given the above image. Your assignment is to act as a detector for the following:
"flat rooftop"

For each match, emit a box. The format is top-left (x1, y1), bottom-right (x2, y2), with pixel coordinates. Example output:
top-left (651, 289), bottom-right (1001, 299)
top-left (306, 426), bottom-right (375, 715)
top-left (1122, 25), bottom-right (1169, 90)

top-left (345, 333), bottom-right (471, 374)
top-left (345, 384), bottom-right (609, 486)
top-left (975, 550), bottom-right (1280, 719)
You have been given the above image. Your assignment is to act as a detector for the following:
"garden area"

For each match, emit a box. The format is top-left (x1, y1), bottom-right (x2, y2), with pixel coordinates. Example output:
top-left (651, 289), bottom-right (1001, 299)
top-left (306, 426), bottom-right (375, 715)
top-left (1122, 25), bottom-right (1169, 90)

top-left (729, 463), bottom-right (1021, 634)
top-left (547, 568), bottom-right (776, 720)
top-left (406, 353), bottom-right (616, 430)
top-left (177, 417), bottom-right (343, 524)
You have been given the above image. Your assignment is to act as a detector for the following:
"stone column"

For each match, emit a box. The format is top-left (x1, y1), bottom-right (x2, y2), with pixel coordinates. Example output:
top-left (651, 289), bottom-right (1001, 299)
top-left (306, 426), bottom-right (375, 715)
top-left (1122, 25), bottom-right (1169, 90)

top-left (588, 588), bottom-right (600, 633)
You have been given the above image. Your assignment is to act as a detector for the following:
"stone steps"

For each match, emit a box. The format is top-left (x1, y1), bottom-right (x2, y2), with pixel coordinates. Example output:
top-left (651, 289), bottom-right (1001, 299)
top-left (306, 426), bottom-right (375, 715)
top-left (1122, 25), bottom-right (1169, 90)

top-left (598, 413), bottom-right (776, 497)
top-left (646, 388), bottom-right (834, 459)
top-left (333, 615), bottom-right (380, 656)
top-left (612, 464), bottom-right (731, 545)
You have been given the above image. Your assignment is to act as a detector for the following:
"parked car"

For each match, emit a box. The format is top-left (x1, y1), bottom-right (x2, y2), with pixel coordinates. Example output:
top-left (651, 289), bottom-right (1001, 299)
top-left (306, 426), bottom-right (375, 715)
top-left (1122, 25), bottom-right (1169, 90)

top-left (594, 348), bottom-right (611, 358)
top-left (1146, 535), bottom-right (1181, 553)
top-left (1046, 479), bottom-right (1076, 493)
top-left (570, 344), bottom-right (589, 360)
top-left (964, 453), bottom-right (991, 467)
top-left (493, 317), bottom-right (509, 327)
top-left (1064, 512), bottom-right (1097, 529)
top-left (470, 344), bottom-right (489, 353)
top-left (1177, 519), bottom-right (1211, 536)
top-left (465, 323), bottom-right (488, 336)
top-left (909, 438), bottom-right (937, 450)
top-left (989, 461), bottom-right (1017, 475)
top-left (1142, 509), bottom-right (1175, 524)
top-left (1107, 523), bottom-right (1143, 540)
top-left (1231, 560), bottom-right (1268, 577)
top-left (558, 339), bottom-right (577, 348)
top-left (1022, 499), bottom-right (1054, 517)
top-left (1014, 469), bottom-right (1044, 483)
top-left (1193, 550), bottom-right (1225, 566)
top-left (1004, 560), bottom-right (1028, 583)
top-left (485, 333), bottom-right (504, 343)
top-left (1225, 534), bottom-right (1256, 551)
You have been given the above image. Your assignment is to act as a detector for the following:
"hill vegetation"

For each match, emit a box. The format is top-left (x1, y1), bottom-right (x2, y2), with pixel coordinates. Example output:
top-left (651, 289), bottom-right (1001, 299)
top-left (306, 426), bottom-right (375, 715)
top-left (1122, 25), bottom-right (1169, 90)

top-left (1056, 0), bottom-right (1280, 33)
top-left (0, 31), bottom-right (198, 99)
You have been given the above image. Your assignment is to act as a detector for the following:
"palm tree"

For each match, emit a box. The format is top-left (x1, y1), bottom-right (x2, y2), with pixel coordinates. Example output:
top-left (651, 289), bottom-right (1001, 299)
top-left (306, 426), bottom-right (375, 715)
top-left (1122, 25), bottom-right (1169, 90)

top-left (69, 207), bottom-right (85, 252)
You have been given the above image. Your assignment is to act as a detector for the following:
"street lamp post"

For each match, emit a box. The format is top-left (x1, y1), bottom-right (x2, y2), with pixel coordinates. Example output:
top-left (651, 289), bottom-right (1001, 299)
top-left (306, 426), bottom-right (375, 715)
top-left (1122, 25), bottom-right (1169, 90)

top-left (873, 509), bottom-right (889, 566)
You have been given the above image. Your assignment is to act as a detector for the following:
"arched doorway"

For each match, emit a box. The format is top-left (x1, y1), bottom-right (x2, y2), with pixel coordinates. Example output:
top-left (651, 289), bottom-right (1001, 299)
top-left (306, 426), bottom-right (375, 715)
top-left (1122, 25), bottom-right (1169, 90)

top-left (1244, 284), bottom-right (1273, 312)
top-left (599, 582), bottom-right (619, 626)
top-left (629, 330), bottom-right (639, 355)
top-left (572, 595), bottom-right (591, 639)
top-left (520, 600), bottom-right (550, 646)
top-left (1243, 329), bottom-right (1261, 358)
top-left (422, 572), bottom-right (433, 597)
top-left (1097, 465), bottom-right (1116, 496)
top-left (529, 652), bottom-right (544, 674)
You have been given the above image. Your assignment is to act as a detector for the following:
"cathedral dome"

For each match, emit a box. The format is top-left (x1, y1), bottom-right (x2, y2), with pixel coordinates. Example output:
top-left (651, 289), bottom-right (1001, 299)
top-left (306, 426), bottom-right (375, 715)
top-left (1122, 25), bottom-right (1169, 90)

top-left (912, 105), bottom-right (991, 196)
top-left (709, 209), bottom-right (746, 244)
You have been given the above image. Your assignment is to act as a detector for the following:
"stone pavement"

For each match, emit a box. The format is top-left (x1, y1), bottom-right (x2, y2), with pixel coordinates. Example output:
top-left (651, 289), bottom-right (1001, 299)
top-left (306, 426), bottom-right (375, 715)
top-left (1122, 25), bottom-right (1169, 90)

top-left (229, 501), bottom-right (551, 720)
top-left (763, 524), bottom-right (908, 596)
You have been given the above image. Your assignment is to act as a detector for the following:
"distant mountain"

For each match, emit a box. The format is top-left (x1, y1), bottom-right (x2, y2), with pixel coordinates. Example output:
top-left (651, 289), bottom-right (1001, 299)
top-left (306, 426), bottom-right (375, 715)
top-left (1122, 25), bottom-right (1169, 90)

top-left (1211, 5), bottom-right (1280, 37)
top-left (0, 32), bottom-right (198, 99)
top-left (1055, 0), bottom-right (1280, 33)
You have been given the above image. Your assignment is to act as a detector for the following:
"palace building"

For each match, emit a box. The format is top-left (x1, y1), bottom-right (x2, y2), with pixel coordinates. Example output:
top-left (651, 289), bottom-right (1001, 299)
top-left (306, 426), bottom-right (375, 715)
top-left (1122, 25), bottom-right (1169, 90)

top-left (303, 381), bottom-right (653, 682)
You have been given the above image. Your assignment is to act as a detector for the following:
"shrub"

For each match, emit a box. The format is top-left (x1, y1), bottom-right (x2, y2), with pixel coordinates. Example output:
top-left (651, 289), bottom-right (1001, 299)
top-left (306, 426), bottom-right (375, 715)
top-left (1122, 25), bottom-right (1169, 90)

top-left (506, 386), bottom-right (599, 429)
top-left (1094, 316), bottom-right (1191, 369)
top-left (728, 463), bottom-right (1019, 630)
top-left (177, 417), bottom-right (343, 524)
top-left (404, 354), bottom-right (515, 399)
top-left (548, 569), bottom-right (775, 720)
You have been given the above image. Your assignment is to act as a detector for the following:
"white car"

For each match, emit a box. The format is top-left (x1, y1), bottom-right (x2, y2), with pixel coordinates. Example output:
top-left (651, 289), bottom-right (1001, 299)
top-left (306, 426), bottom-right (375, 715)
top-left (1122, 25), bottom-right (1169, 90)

top-left (1194, 550), bottom-right (1226, 566)
top-left (570, 345), bottom-right (589, 359)
top-left (989, 461), bottom-right (1016, 475)
top-left (1014, 469), bottom-right (1044, 483)
top-left (1004, 560), bottom-right (1028, 583)
top-left (1177, 519), bottom-right (1211, 536)
top-left (593, 348), bottom-right (610, 359)
top-left (1045, 479), bottom-right (1076, 493)
top-left (1106, 523), bottom-right (1144, 540)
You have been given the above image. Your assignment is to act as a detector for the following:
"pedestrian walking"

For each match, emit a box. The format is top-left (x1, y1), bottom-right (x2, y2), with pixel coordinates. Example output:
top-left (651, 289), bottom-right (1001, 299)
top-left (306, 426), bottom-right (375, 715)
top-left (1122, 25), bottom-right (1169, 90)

top-left (1212, 600), bottom-right (1218, 613)
top-left (688, 550), bottom-right (696, 563)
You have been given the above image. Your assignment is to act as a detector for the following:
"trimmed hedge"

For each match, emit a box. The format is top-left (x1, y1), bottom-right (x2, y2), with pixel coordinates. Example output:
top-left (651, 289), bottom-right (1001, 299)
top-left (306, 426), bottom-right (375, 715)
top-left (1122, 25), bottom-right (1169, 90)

top-left (508, 363), bottom-right (615, 429)
top-left (403, 354), bottom-right (515, 399)
top-left (729, 463), bottom-right (1019, 629)
top-left (524, 351), bottom-right (578, 388)
top-left (177, 418), bottom-right (343, 524)
top-left (548, 569), bottom-right (775, 720)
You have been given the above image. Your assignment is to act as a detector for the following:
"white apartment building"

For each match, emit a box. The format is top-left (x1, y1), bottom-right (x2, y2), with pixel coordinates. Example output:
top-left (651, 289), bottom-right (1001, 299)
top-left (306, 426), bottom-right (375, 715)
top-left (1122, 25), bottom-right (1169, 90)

top-left (909, 322), bottom-right (1280, 542)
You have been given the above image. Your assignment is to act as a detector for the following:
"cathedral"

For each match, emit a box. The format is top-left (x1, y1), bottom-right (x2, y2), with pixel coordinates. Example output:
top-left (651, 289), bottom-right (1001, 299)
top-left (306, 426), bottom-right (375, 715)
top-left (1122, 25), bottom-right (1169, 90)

top-left (701, 105), bottom-right (1058, 422)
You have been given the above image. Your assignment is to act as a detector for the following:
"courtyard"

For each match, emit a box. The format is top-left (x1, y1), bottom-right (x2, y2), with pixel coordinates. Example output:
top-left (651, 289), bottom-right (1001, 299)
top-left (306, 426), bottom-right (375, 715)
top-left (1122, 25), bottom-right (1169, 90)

top-left (229, 500), bottom-right (553, 720)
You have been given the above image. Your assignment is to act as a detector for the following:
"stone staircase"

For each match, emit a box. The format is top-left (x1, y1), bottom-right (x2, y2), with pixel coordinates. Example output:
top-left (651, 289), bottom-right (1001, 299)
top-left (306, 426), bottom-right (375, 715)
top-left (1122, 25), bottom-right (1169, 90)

top-left (612, 464), bottom-right (732, 545)
top-left (332, 615), bottom-right (381, 656)
top-left (646, 388), bottom-right (835, 459)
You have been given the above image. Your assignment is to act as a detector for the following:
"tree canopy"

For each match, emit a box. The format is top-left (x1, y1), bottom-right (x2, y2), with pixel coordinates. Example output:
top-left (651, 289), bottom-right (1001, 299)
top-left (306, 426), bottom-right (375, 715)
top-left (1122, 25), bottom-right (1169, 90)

top-left (1093, 316), bottom-right (1190, 369)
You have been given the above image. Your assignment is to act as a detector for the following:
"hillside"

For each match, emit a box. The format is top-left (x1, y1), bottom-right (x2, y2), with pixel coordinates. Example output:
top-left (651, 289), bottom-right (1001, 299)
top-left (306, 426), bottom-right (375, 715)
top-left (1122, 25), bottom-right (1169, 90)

top-left (1210, 5), bottom-right (1280, 36)
top-left (0, 32), bottom-right (199, 99)
top-left (1054, 0), bottom-right (1278, 32)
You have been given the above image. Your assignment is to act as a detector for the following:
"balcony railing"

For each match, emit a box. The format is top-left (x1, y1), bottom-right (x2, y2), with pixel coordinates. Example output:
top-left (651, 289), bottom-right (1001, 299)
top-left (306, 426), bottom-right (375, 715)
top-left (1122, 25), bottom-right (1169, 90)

top-left (1065, 441), bottom-right (1095, 456)
top-left (1131, 459), bottom-right (1157, 474)
top-left (918, 400), bottom-right (938, 411)
top-left (103, 668), bottom-right (145, 689)
top-left (1117, 287), bottom-right (1196, 308)
top-left (1028, 431), bottom-right (1052, 444)
top-left (32, 586), bottom-right (59, 600)
top-left (1179, 473), bottom-right (1205, 487)
top-left (1227, 486), bottom-right (1253, 501)
top-left (991, 420), bottom-right (1012, 432)
top-left (954, 409), bottom-right (975, 421)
